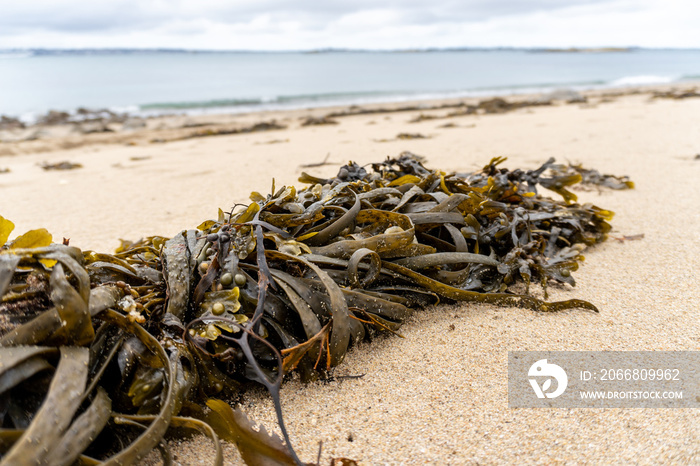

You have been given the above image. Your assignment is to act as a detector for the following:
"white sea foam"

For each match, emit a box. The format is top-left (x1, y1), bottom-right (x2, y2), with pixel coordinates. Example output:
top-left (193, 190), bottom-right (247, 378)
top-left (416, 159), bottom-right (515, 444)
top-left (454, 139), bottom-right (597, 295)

top-left (609, 75), bottom-right (675, 86)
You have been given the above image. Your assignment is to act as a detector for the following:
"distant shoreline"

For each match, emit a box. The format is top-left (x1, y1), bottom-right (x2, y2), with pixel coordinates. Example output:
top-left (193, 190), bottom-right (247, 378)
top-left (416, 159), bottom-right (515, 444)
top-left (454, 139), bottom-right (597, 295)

top-left (535, 47), bottom-right (633, 53)
top-left (1, 81), bottom-right (698, 158)
top-left (2, 46), bottom-right (699, 56)
top-left (2, 77), bottom-right (698, 124)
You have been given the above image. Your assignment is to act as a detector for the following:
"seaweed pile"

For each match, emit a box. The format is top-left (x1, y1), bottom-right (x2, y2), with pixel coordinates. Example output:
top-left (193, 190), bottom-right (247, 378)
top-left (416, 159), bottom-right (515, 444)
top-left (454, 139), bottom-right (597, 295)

top-left (0, 154), bottom-right (629, 465)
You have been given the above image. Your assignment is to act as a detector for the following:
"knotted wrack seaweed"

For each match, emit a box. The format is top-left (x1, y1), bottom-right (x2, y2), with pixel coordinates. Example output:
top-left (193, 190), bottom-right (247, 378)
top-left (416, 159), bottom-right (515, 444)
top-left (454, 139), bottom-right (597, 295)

top-left (0, 153), bottom-right (631, 465)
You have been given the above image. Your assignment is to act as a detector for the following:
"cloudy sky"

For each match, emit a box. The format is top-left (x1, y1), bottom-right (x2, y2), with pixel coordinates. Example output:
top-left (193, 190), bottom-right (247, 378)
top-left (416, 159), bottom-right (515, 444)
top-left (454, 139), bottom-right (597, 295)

top-left (1, 0), bottom-right (698, 50)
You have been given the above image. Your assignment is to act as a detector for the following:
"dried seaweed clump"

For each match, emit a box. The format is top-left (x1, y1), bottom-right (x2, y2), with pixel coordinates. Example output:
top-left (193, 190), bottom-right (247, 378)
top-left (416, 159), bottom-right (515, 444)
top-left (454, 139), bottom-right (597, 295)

top-left (652, 88), bottom-right (700, 100)
top-left (0, 153), bottom-right (630, 465)
top-left (548, 161), bottom-right (634, 190)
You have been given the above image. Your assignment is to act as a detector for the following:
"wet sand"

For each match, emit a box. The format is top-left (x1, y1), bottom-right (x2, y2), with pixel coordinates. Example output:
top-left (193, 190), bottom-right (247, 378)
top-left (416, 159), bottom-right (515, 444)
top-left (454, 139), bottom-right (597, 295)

top-left (1, 86), bottom-right (698, 464)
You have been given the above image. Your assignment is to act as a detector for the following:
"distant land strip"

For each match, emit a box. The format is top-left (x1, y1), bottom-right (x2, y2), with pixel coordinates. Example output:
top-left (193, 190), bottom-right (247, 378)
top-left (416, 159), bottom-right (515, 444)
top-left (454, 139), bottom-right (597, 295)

top-left (3, 46), bottom-right (693, 56)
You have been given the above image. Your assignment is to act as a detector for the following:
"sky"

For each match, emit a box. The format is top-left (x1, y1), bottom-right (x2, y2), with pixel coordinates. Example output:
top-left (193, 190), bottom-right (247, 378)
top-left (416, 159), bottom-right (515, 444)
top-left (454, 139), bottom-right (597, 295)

top-left (1, 0), bottom-right (699, 50)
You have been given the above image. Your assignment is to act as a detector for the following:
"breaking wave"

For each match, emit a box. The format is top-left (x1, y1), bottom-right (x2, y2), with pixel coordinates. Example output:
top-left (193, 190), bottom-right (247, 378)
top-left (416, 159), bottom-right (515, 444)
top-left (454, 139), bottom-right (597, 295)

top-left (608, 75), bottom-right (676, 86)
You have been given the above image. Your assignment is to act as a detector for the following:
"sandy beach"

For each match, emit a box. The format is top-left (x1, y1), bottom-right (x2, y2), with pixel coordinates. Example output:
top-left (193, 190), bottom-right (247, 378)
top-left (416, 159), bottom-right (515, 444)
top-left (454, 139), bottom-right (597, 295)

top-left (1, 86), bottom-right (698, 464)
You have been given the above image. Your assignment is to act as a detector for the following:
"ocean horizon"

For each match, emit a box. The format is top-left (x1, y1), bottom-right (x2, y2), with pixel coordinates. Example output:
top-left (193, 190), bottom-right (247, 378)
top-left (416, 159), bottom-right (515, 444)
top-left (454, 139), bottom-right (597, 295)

top-left (1, 47), bottom-right (699, 122)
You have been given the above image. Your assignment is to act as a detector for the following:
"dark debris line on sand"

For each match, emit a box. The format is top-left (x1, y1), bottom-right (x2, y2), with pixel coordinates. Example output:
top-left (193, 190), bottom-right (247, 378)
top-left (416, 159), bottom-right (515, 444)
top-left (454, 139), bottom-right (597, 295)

top-left (0, 154), bottom-right (632, 465)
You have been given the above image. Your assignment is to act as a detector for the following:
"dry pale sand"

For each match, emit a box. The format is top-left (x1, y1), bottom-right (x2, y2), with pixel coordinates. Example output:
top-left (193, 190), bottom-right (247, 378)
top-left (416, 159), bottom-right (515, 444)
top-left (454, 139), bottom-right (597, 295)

top-left (1, 88), bottom-right (698, 465)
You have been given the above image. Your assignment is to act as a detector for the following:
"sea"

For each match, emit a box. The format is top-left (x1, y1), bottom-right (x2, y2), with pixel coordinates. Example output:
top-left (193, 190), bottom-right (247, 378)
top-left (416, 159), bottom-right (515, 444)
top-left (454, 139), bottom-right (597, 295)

top-left (1, 48), bottom-right (699, 123)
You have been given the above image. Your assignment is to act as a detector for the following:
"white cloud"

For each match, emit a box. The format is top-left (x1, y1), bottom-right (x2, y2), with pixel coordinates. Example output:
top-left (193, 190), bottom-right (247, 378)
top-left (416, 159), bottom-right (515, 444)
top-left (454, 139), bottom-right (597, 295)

top-left (0, 0), bottom-right (698, 49)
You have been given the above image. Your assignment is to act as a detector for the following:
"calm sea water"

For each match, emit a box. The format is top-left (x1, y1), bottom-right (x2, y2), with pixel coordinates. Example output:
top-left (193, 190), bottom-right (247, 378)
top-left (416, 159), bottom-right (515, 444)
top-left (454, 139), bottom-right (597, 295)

top-left (1, 49), bottom-right (699, 121)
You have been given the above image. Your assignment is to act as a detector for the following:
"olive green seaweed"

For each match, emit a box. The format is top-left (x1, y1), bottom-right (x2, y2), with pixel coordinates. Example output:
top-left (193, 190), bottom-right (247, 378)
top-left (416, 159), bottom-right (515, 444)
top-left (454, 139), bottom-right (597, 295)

top-left (0, 153), bottom-right (632, 465)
